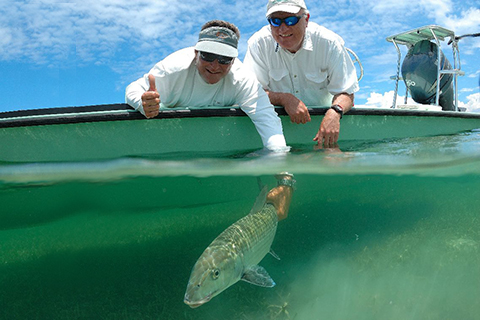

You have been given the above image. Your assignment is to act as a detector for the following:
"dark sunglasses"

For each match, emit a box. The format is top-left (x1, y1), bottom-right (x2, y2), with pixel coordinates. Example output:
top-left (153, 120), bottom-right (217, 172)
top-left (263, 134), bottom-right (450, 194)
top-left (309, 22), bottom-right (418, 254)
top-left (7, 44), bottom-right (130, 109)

top-left (267, 15), bottom-right (305, 27)
top-left (199, 51), bottom-right (234, 65)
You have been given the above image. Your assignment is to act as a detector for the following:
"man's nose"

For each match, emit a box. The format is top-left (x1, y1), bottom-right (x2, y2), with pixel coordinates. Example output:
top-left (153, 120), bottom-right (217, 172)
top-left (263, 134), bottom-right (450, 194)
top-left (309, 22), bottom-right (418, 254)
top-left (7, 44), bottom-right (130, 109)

top-left (209, 59), bottom-right (221, 68)
top-left (278, 23), bottom-right (290, 32)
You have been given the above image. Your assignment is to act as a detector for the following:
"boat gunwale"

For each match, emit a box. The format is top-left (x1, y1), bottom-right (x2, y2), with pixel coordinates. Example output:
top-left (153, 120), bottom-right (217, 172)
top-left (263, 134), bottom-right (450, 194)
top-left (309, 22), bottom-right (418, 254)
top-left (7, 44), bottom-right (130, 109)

top-left (1, 103), bottom-right (480, 128)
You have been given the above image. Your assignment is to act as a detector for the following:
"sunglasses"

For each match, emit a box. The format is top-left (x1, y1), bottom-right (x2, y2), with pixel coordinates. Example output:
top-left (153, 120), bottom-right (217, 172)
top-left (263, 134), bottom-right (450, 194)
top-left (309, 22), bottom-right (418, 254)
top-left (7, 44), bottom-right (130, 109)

top-left (199, 51), bottom-right (234, 65)
top-left (267, 15), bottom-right (305, 27)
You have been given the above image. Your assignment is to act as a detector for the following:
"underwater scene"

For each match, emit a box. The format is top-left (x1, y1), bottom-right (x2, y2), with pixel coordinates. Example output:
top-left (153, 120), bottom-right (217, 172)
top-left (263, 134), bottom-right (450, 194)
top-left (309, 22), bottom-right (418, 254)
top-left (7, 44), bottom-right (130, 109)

top-left (1, 131), bottom-right (480, 319)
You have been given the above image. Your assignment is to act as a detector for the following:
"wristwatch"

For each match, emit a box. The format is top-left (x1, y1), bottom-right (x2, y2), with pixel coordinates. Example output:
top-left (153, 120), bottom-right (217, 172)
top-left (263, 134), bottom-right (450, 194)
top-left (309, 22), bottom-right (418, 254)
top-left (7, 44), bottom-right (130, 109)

top-left (274, 172), bottom-right (296, 189)
top-left (330, 104), bottom-right (344, 119)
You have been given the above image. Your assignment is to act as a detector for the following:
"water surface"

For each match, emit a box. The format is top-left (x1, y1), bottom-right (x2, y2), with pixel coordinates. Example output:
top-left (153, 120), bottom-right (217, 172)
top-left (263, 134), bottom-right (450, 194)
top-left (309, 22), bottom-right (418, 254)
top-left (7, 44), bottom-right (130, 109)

top-left (1, 131), bottom-right (479, 319)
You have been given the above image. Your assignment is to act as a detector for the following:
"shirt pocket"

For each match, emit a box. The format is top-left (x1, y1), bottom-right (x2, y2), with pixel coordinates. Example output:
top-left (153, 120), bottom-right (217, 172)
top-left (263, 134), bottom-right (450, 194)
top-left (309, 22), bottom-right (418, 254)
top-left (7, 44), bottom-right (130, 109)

top-left (268, 68), bottom-right (289, 82)
top-left (305, 71), bottom-right (329, 89)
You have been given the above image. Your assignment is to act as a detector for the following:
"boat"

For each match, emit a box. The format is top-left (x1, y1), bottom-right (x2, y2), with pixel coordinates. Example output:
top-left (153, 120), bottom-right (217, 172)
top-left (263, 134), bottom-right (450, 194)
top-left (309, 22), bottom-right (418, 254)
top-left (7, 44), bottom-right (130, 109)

top-left (2, 103), bottom-right (480, 163)
top-left (1, 25), bottom-right (479, 163)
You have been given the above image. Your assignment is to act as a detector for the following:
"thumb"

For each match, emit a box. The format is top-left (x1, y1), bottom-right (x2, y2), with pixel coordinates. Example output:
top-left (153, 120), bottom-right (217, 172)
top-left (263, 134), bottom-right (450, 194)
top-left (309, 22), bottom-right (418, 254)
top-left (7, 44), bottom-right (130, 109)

top-left (147, 74), bottom-right (157, 92)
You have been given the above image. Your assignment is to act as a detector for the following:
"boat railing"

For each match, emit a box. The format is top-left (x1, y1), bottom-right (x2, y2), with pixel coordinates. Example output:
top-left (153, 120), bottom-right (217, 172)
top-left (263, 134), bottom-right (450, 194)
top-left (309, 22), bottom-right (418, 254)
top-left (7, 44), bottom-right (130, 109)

top-left (346, 48), bottom-right (364, 82)
top-left (386, 25), bottom-right (465, 111)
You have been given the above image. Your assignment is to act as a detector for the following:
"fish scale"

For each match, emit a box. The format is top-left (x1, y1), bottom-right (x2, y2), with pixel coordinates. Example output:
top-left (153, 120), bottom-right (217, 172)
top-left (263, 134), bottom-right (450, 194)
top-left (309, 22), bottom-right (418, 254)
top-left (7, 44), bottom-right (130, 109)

top-left (214, 203), bottom-right (278, 268)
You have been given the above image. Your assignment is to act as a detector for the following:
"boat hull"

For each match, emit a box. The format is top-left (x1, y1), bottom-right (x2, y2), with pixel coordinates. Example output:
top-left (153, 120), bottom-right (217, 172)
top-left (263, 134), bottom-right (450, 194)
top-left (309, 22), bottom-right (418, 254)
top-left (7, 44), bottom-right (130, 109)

top-left (1, 104), bottom-right (480, 162)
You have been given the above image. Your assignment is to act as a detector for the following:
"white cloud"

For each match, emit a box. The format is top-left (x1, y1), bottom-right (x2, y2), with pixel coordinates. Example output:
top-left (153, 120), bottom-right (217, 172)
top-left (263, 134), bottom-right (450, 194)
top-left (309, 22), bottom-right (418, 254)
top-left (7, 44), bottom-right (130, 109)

top-left (467, 70), bottom-right (480, 78)
top-left (459, 93), bottom-right (480, 113)
top-left (0, 0), bottom-right (219, 65)
top-left (443, 8), bottom-right (480, 35)
top-left (1, 0), bottom-right (477, 66)
top-left (370, 0), bottom-right (453, 23)
top-left (356, 91), bottom-right (421, 109)
top-left (442, 8), bottom-right (480, 56)
top-left (420, 0), bottom-right (453, 21)
top-left (356, 91), bottom-right (480, 113)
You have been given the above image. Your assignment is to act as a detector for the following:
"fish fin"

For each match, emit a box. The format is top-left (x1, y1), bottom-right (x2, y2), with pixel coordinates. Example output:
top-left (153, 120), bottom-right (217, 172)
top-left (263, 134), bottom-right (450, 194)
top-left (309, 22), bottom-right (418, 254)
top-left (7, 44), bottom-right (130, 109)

top-left (241, 265), bottom-right (276, 288)
top-left (269, 249), bottom-right (281, 261)
top-left (249, 185), bottom-right (268, 215)
top-left (256, 177), bottom-right (265, 191)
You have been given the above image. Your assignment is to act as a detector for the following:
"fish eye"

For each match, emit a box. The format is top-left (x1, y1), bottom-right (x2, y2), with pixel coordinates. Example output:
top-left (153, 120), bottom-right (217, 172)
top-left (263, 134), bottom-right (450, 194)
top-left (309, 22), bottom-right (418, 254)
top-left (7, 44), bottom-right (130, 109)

top-left (212, 269), bottom-right (220, 280)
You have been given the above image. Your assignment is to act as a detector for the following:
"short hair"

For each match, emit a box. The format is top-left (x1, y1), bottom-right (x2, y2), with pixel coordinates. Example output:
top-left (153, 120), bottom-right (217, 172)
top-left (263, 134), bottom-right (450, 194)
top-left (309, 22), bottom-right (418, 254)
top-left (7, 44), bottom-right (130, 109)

top-left (200, 20), bottom-right (240, 40)
top-left (299, 8), bottom-right (310, 16)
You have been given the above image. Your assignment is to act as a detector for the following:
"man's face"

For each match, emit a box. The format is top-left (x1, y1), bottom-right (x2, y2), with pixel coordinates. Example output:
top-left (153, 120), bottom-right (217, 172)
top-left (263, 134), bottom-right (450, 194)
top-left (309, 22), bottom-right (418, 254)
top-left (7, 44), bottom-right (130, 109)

top-left (195, 51), bottom-right (234, 84)
top-left (269, 10), bottom-right (309, 53)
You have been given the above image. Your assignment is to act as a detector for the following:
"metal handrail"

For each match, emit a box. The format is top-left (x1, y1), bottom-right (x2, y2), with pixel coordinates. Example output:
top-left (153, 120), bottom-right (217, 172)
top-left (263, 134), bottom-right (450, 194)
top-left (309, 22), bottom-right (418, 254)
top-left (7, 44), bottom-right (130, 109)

top-left (346, 48), bottom-right (364, 82)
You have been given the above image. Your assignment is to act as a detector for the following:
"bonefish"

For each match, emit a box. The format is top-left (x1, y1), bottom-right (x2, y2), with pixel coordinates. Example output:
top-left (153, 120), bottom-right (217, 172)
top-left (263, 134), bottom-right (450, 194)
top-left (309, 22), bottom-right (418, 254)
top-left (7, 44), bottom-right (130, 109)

top-left (184, 186), bottom-right (279, 308)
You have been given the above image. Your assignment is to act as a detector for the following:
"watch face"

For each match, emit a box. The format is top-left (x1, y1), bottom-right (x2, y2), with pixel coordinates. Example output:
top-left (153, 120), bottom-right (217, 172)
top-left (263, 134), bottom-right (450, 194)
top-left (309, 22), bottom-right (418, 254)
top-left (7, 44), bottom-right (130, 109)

top-left (332, 105), bottom-right (343, 112)
top-left (277, 177), bottom-right (296, 189)
top-left (331, 105), bottom-right (343, 116)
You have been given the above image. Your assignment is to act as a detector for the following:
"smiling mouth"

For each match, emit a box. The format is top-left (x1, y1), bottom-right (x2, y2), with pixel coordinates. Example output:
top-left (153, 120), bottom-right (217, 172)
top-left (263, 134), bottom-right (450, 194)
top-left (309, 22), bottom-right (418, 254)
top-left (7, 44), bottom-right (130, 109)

top-left (206, 69), bottom-right (221, 75)
top-left (279, 33), bottom-right (293, 38)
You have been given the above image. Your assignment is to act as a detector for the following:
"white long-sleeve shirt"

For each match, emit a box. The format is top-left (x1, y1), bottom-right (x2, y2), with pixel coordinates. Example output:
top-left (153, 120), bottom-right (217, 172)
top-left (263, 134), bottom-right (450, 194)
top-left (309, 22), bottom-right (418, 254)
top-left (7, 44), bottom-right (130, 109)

top-left (126, 47), bottom-right (286, 151)
top-left (244, 22), bottom-right (359, 107)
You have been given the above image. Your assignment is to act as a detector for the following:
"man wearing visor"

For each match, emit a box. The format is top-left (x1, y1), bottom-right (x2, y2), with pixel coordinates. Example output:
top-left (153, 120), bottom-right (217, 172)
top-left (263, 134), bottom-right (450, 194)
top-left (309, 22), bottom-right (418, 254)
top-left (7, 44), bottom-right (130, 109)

top-left (244, 0), bottom-right (359, 148)
top-left (126, 20), bottom-right (286, 151)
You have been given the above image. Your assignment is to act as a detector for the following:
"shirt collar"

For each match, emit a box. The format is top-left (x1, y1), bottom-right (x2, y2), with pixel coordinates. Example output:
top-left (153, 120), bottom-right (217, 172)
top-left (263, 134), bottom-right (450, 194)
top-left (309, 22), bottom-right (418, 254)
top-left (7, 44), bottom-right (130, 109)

top-left (302, 27), bottom-right (313, 51)
top-left (268, 25), bottom-right (313, 54)
top-left (276, 27), bottom-right (313, 54)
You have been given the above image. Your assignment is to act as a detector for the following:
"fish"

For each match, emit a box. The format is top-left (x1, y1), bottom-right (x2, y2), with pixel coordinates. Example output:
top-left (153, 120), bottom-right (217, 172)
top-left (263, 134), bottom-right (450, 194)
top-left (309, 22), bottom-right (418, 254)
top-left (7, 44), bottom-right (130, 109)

top-left (184, 185), bottom-right (279, 308)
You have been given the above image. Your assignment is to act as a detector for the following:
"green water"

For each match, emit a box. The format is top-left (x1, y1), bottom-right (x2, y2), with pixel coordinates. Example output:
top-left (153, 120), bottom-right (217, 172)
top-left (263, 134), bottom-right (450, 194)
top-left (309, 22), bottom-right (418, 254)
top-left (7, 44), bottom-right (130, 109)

top-left (1, 132), bottom-right (480, 319)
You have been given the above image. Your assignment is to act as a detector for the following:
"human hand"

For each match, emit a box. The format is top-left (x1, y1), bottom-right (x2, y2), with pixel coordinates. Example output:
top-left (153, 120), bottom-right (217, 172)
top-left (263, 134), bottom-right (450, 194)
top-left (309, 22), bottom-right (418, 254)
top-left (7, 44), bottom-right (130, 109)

top-left (267, 173), bottom-right (294, 221)
top-left (283, 94), bottom-right (311, 124)
top-left (141, 74), bottom-right (160, 118)
top-left (313, 109), bottom-right (340, 148)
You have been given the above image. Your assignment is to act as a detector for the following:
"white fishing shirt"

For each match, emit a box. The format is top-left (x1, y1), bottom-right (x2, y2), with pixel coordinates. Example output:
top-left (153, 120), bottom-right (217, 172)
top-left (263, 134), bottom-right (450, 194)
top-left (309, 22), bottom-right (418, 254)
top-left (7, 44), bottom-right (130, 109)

top-left (125, 47), bottom-right (286, 150)
top-left (244, 22), bottom-right (359, 107)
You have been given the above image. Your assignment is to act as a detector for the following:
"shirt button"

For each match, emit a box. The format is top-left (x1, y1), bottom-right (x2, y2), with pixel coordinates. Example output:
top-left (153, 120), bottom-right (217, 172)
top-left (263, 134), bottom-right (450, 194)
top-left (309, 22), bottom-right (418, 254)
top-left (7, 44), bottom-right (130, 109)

top-left (294, 75), bottom-right (297, 78)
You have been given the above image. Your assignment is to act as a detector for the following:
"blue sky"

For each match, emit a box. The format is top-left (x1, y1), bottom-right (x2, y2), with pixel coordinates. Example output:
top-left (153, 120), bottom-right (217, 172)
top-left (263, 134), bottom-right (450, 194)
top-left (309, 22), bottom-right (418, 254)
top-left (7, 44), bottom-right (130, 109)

top-left (1, 0), bottom-right (479, 113)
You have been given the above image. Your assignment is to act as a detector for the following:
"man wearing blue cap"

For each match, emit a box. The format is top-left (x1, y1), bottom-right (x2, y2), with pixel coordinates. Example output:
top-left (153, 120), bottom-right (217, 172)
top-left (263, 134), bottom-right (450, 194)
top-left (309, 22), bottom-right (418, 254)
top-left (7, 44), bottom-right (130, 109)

top-left (126, 20), bottom-right (287, 151)
top-left (244, 0), bottom-right (359, 147)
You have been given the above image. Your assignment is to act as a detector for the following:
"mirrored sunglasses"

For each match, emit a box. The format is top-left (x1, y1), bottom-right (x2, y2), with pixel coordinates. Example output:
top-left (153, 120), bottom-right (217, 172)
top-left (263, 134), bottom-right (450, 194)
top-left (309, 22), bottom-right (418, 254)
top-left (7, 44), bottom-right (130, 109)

top-left (267, 15), bottom-right (304, 27)
top-left (199, 52), bottom-right (234, 65)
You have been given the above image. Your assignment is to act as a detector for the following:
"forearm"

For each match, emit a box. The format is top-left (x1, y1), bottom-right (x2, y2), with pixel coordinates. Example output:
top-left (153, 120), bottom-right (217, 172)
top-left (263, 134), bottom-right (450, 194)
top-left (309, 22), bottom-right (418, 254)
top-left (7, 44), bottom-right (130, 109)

top-left (332, 93), bottom-right (354, 113)
top-left (241, 93), bottom-right (287, 151)
top-left (265, 90), bottom-right (296, 107)
top-left (266, 173), bottom-right (295, 221)
top-left (125, 77), bottom-right (148, 112)
top-left (249, 114), bottom-right (287, 151)
top-left (314, 92), bottom-right (355, 146)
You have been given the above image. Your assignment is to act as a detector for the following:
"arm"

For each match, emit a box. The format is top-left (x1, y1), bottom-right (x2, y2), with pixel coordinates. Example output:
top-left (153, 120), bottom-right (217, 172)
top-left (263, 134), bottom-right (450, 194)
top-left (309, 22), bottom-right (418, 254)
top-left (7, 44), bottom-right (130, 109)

top-left (312, 38), bottom-right (359, 147)
top-left (265, 90), bottom-right (311, 124)
top-left (125, 74), bottom-right (161, 119)
top-left (245, 46), bottom-right (311, 125)
top-left (266, 173), bottom-right (295, 221)
top-left (236, 77), bottom-right (287, 151)
top-left (244, 91), bottom-right (288, 151)
top-left (313, 92), bottom-right (354, 147)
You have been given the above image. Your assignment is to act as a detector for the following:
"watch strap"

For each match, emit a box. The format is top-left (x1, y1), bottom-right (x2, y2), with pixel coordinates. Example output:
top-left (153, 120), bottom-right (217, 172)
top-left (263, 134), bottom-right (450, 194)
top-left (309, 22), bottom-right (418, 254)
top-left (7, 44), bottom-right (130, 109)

top-left (330, 104), bottom-right (344, 119)
top-left (274, 172), bottom-right (296, 189)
